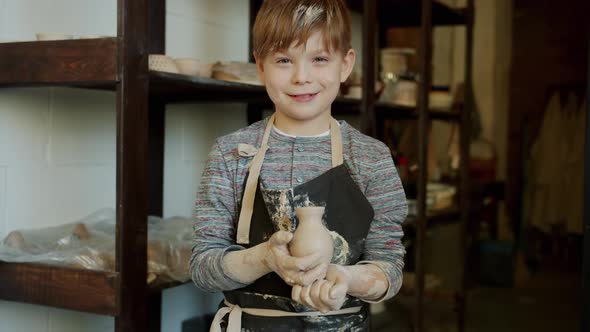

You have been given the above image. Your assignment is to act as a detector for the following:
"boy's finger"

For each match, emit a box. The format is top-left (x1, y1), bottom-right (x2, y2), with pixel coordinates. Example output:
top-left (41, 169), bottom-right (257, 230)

top-left (310, 280), bottom-right (322, 304)
top-left (329, 283), bottom-right (347, 300)
top-left (300, 284), bottom-right (316, 309)
top-left (299, 262), bottom-right (327, 286)
top-left (270, 231), bottom-right (292, 246)
top-left (291, 284), bottom-right (302, 302)
top-left (297, 252), bottom-right (323, 270)
top-left (320, 280), bottom-right (333, 304)
top-left (281, 252), bottom-right (321, 271)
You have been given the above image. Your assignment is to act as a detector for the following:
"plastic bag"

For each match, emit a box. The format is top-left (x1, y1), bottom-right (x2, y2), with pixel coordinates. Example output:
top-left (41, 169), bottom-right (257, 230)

top-left (0, 208), bottom-right (194, 285)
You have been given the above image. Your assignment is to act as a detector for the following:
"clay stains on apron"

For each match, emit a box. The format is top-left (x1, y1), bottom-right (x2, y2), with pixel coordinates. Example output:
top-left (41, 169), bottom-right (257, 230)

top-left (328, 230), bottom-right (351, 265)
top-left (261, 188), bottom-right (352, 264)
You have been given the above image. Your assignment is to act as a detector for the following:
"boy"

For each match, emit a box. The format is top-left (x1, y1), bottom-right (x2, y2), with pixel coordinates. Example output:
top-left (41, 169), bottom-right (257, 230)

top-left (191, 0), bottom-right (407, 330)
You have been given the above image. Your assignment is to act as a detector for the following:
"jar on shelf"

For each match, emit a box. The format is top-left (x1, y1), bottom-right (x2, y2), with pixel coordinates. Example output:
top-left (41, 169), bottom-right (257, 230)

top-left (379, 72), bottom-right (417, 107)
top-left (380, 48), bottom-right (415, 76)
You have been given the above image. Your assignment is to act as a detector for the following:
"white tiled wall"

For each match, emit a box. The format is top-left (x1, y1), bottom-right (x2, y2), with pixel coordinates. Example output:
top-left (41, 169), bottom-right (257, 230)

top-left (0, 166), bottom-right (6, 238)
top-left (0, 1), bottom-right (367, 330)
top-left (0, 0), bottom-right (252, 331)
top-left (1, 0), bottom-right (117, 41)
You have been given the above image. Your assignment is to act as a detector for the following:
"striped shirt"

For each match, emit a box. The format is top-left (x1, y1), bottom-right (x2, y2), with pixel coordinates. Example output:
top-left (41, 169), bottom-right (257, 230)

top-left (191, 117), bottom-right (407, 302)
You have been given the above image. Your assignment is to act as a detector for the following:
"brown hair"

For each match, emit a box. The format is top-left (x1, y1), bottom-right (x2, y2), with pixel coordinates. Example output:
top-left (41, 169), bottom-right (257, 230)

top-left (252, 0), bottom-right (352, 60)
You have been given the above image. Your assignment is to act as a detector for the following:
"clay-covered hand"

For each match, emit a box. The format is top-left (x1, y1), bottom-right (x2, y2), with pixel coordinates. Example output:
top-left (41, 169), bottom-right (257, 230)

top-left (291, 264), bottom-right (350, 313)
top-left (262, 230), bottom-right (328, 286)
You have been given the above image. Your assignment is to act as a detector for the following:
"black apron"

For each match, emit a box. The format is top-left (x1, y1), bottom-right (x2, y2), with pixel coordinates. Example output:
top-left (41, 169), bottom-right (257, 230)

top-left (213, 115), bottom-right (375, 332)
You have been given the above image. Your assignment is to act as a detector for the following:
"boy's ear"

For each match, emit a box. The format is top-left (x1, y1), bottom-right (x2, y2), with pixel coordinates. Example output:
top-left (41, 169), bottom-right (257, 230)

top-left (340, 48), bottom-right (356, 83)
top-left (254, 55), bottom-right (266, 85)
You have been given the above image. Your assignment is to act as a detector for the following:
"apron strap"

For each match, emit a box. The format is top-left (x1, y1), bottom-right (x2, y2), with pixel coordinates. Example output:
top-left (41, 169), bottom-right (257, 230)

top-left (330, 117), bottom-right (344, 167)
top-left (210, 299), bottom-right (362, 332)
top-left (236, 114), bottom-right (275, 244)
top-left (236, 114), bottom-right (343, 244)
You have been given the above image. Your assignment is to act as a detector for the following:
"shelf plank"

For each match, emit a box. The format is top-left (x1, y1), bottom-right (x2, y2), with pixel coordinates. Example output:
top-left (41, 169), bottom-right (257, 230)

top-left (0, 38), bottom-right (118, 87)
top-left (348, 0), bottom-right (466, 27)
top-left (149, 280), bottom-right (190, 292)
top-left (149, 71), bottom-right (269, 103)
top-left (404, 206), bottom-right (461, 228)
top-left (0, 262), bottom-right (119, 316)
top-left (376, 102), bottom-right (461, 122)
top-left (149, 71), bottom-right (361, 114)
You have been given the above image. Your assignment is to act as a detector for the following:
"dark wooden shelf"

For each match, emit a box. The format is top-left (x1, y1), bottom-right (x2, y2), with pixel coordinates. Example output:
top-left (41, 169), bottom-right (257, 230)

top-left (0, 38), bottom-right (118, 87)
top-left (376, 101), bottom-right (461, 122)
top-left (347, 0), bottom-right (466, 27)
top-left (404, 206), bottom-right (461, 228)
top-left (150, 71), bottom-right (362, 114)
top-left (149, 280), bottom-right (190, 292)
top-left (149, 71), bottom-right (268, 103)
top-left (0, 261), bottom-right (119, 316)
top-left (0, 261), bottom-right (190, 314)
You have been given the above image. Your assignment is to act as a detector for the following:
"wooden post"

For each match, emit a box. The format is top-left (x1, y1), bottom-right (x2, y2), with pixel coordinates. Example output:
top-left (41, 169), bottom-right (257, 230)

top-left (362, 0), bottom-right (377, 137)
top-left (248, 1), bottom-right (265, 125)
top-left (116, 0), bottom-right (150, 331)
top-left (458, 1), bottom-right (474, 331)
top-left (147, 1), bottom-right (166, 331)
top-left (416, 1), bottom-right (433, 331)
top-left (582, 26), bottom-right (590, 332)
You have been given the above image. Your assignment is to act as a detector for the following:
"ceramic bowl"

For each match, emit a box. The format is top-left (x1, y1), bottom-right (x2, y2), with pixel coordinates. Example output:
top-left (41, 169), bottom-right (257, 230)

top-left (148, 54), bottom-right (179, 74)
top-left (36, 33), bottom-right (74, 41)
top-left (174, 58), bottom-right (201, 76)
top-left (199, 62), bottom-right (214, 78)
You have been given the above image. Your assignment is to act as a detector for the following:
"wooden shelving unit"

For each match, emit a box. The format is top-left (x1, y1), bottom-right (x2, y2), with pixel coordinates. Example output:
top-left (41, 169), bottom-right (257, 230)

top-left (345, 1), bottom-right (474, 332)
top-left (404, 207), bottom-right (462, 229)
top-left (0, 1), bottom-right (473, 331)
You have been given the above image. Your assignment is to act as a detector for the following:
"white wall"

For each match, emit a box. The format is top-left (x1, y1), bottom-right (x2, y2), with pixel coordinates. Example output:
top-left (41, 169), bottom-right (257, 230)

top-left (0, 0), bottom-right (251, 331)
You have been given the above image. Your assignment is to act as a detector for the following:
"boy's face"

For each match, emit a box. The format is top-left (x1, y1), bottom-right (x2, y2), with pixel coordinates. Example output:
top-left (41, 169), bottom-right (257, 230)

top-left (256, 30), bottom-right (355, 128)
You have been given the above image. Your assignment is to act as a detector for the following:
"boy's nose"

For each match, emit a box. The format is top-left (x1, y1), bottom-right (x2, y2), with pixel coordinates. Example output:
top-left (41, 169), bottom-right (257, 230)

top-left (291, 63), bottom-right (311, 85)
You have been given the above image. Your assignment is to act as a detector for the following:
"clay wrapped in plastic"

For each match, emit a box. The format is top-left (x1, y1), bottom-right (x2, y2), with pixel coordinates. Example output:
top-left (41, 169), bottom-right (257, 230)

top-left (0, 208), bottom-right (193, 285)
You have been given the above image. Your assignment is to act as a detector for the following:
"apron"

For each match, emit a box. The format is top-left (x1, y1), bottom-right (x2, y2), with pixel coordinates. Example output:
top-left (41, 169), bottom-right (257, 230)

top-left (210, 114), bottom-right (375, 332)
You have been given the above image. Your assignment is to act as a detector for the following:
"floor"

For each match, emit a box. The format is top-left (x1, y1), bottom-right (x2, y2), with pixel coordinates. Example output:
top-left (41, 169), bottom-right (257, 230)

top-left (371, 269), bottom-right (582, 332)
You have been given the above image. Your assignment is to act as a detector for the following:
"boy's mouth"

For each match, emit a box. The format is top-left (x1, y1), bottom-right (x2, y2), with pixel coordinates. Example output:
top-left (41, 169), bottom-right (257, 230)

top-left (288, 92), bottom-right (318, 102)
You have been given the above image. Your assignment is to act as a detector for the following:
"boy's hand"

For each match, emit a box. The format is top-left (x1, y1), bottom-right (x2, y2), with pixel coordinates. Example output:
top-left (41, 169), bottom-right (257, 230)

top-left (291, 264), bottom-right (350, 312)
top-left (262, 230), bottom-right (328, 286)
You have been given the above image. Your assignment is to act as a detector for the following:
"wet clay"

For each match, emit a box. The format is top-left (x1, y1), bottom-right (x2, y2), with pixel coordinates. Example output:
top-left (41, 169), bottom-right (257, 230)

top-left (348, 264), bottom-right (388, 300)
top-left (290, 207), bottom-right (333, 265)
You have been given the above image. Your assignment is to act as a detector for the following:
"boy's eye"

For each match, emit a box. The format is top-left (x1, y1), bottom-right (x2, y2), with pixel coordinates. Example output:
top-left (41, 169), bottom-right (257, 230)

top-left (276, 58), bottom-right (291, 64)
top-left (314, 57), bottom-right (329, 63)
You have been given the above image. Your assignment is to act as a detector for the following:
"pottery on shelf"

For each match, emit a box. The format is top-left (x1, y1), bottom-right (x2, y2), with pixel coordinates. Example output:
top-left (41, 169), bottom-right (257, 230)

top-left (290, 207), bottom-right (333, 265)
top-left (148, 54), bottom-right (179, 74)
top-left (174, 58), bottom-right (201, 76)
top-left (199, 62), bottom-right (214, 78)
top-left (35, 33), bottom-right (73, 41)
top-left (3, 231), bottom-right (26, 250)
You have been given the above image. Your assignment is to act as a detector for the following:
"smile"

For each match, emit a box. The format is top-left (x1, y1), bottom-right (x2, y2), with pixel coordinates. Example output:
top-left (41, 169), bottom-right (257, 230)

top-left (288, 93), bottom-right (318, 102)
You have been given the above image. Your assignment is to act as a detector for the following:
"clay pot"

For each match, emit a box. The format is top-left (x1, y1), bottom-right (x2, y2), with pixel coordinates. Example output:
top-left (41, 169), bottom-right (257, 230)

top-left (3, 231), bottom-right (26, 250)
top-left (147, 241), bottom-right (168, 274)
top-left (290, 207), bottom-right (333, 265)
top-left (72, 223), bottom-right (91, 241)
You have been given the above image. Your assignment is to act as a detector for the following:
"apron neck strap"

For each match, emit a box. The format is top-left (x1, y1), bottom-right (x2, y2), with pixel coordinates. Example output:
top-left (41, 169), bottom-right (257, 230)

top-left (236, 114), bottom-right (343, 244)
top-left (330, 117), bottom-right (343, 167)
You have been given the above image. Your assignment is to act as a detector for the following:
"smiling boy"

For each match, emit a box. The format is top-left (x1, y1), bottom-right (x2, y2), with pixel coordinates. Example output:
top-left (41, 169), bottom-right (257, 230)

top-left (191, 1), bottom-right (407, 331)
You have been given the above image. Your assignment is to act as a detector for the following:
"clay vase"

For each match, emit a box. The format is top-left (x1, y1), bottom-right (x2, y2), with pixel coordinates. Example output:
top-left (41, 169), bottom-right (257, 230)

top-left (290, 207), bottom-right (333, 265)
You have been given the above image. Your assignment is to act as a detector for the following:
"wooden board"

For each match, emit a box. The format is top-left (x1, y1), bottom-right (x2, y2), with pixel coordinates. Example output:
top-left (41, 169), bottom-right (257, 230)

top-left (0, 38), bottom-right (117, 86)
top-left (0, 262), bottom-right (118, 315)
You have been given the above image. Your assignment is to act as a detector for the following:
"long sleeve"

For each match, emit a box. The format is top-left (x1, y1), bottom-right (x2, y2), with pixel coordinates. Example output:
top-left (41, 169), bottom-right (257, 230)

top-left (356, 141), bottom-right (407, 302)
top-left (190, 140), bottom-right (248, 292)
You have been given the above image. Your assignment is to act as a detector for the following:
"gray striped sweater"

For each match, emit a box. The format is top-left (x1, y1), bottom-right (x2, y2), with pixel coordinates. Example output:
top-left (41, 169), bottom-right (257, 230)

top-left (191, 117), bottom-right (407, 302)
